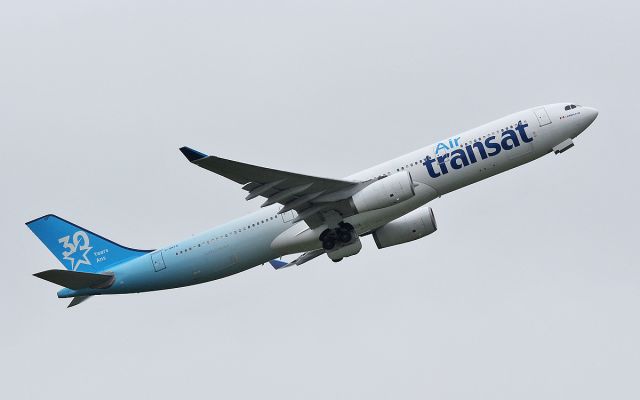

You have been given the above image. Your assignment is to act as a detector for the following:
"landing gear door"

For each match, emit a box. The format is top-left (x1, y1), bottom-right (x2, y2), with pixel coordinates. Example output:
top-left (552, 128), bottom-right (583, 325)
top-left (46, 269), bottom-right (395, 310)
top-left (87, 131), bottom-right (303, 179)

top-left (151, 250), bottom-right (166, 272)
top-left (533, 107), bottom-right (552, 127)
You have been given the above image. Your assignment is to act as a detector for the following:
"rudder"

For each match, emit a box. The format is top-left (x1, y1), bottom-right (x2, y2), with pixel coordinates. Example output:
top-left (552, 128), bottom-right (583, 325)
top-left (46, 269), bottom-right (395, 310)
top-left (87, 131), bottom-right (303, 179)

top-left (26, 214), bottom-right (152, 272)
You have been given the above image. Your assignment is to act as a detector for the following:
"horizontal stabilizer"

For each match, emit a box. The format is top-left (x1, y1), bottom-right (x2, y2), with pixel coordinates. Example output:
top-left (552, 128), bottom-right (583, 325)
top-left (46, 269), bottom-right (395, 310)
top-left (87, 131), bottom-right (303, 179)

top-left (34, 269), bottom-right (115, 290)
top-left (68, 296), bottom-right (92, 308)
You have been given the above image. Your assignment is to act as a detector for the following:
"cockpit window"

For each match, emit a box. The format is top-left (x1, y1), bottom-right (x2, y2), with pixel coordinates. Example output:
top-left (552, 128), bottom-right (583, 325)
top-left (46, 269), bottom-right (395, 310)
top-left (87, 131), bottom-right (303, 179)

top-left (564, 104), bottom-right (577, 111)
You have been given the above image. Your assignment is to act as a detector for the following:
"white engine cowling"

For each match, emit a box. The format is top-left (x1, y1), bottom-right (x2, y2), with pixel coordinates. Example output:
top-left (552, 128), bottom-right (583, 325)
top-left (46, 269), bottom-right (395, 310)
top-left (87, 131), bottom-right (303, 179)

top-left (350, 171), bottom-right (415, 213)
top-left (372, 207), bottom-right (437, 249)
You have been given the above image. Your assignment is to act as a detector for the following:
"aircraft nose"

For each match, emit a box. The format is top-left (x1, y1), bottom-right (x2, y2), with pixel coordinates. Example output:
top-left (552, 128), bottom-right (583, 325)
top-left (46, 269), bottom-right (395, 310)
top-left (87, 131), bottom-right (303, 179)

top-left (584, 107), bottom-right (599, 125)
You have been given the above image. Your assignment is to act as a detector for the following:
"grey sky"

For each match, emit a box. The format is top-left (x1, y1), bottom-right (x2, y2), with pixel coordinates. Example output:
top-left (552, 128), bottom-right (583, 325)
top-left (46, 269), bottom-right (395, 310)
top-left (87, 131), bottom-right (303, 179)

top-left (2, 1), bottom-right (639, 399)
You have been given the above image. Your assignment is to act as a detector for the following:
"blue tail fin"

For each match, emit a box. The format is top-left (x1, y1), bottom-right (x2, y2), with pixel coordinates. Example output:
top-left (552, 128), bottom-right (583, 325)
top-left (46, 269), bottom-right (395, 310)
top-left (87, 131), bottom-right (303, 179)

top-left (26, 214), bottom-right (152, 272)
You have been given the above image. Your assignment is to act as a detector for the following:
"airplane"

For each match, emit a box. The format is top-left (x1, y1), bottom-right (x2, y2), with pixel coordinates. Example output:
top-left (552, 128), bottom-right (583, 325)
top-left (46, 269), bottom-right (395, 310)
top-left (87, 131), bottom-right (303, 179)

top-left (27, 103), bottom-right (598, 307)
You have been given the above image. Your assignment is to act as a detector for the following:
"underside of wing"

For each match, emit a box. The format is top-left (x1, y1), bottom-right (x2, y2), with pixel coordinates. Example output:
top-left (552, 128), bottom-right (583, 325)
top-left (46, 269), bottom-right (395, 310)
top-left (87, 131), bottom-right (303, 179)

top-left (180, 147), bottom-right (373, 227)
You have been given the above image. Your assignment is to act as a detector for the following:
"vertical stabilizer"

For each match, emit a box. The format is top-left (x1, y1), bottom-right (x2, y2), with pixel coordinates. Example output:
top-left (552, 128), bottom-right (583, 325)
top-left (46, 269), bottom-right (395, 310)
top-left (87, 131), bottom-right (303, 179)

top-left (26, 214), bottom-right (152, 272)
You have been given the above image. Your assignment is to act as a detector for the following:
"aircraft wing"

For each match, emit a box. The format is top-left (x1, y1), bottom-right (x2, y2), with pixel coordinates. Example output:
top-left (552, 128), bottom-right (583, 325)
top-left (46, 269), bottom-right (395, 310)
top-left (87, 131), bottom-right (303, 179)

top-left (269, 249), bottom-right (325, 269)
top-left (180, 147), bottom-right (370, 228)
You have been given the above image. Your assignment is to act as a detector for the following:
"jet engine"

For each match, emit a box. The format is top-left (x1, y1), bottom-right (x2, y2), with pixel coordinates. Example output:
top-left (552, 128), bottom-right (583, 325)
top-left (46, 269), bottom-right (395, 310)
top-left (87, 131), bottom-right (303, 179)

top-left (350, 171), bottom-right (415, 213)
top-left (372, 207), bottom-right (437, 249)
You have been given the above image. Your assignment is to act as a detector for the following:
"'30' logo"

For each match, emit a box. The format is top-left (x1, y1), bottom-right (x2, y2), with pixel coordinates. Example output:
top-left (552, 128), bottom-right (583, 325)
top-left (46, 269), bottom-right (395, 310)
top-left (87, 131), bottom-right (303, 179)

top-left (58, 231), bottom-right (93, 270)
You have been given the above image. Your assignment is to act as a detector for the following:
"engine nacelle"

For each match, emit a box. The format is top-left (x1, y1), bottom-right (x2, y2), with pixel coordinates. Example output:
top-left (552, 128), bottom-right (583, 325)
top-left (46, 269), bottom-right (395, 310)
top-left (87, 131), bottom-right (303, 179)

top-left (350, 171), bottom-right (415, 213)
top-left (372, 207), bottom-right (437, 249)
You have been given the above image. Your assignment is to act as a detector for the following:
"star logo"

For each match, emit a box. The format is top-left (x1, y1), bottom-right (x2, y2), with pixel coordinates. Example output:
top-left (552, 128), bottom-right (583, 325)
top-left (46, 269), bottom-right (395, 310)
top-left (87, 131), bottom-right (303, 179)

top-left (58, 231), bottom-right (93, 270)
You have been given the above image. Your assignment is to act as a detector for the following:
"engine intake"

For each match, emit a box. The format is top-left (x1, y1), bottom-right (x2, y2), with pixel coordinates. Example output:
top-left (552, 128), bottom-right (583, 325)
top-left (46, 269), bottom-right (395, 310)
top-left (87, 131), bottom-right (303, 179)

top-left (350, 171), bottom-right (415, 213)
top-left (372, 207), bottom-right (437, 249)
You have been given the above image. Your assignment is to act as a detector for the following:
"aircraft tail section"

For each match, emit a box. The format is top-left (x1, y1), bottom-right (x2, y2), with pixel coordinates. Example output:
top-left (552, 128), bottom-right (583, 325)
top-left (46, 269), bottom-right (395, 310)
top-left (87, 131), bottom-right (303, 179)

top-left (26, 214), bottom-right (152, 272)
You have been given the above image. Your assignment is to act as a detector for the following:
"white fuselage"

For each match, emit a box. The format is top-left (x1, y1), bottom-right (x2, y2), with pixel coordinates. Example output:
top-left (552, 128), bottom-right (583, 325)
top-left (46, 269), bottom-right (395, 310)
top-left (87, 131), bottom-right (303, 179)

top-left (58, 103), bottom-right (598, 297)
